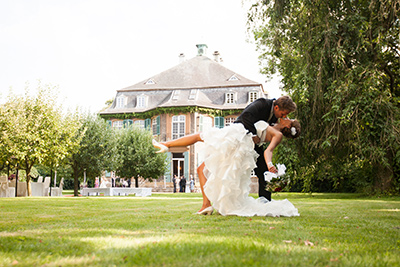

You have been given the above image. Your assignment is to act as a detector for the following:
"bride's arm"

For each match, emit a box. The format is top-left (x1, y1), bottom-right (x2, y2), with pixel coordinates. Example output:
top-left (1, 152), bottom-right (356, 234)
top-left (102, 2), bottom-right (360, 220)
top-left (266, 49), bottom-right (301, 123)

top-left (263, 127), bottom-right (283, 173)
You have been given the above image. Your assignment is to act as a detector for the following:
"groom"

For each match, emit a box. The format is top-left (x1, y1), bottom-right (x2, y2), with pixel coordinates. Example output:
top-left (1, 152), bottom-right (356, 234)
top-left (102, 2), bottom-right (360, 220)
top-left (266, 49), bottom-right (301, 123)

top-left (234, 96), bottom-right (297, 201)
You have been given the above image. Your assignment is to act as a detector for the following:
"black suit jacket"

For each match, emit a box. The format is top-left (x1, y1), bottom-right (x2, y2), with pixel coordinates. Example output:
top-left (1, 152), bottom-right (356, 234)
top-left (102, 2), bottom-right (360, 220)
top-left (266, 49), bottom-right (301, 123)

top-left (235, 98), bottom-right (278, 132)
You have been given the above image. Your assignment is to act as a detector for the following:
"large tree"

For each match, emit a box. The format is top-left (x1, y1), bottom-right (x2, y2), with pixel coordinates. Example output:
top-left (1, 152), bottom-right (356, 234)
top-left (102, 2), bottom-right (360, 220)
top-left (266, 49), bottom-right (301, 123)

top-left (68, 113), bottom-right (119, 196)
top-left (248, 0), bottom-right (400, 193)
top-left (116, 126), bottom-right (167, 187)
top-left (0, 84), bottom-right (81, 195)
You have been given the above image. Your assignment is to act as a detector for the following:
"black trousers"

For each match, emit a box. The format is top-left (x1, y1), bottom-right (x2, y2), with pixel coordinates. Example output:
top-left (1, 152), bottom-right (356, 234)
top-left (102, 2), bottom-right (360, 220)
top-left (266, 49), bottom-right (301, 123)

top-left (254, 145), bottom-right (272, 201)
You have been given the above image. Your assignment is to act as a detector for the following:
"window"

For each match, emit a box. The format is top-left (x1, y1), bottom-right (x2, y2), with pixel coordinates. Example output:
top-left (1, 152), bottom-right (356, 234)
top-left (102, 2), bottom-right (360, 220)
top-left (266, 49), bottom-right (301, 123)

top-left (113, 120), bottom-right (123, 129)
top-left (152, 116), bottom-right (160, 135)
top-left (137, 95), bottom-right (146, 108)
top-left (189, 89), bottom-right (198, 100)
top-left (199, 115), bottom-right (212, 132)
top-left (228, 74), bottom-right (239, 81)
top-left (134, 120), bottom-right (145, 129)
top-left (225, 92), bottom-right (236, 104)
top-left (145, 79), bottom-right (155, 85)
top-left (249, 91), bottom-right (258, 102)
top-left (172, 115), bottom-right (185, 139)
top-left (225, 117), bottom-right (236, 127)
top-left (172, 90), bottom-right (180, 100)
top-left (116, 96), bottom-right (126, 108)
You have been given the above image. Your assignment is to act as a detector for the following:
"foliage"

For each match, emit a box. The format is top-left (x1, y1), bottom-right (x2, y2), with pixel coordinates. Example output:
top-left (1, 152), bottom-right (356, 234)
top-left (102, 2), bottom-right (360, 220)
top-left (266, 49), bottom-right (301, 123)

top-left (115, 126), bottom-right (167, 187)
top-left (248, 0), bottom-right (400, 193)
top-left (0, 83), bottom-right (82, 195)
top-left (100, 106), bottom-right (243, 120)
top-left (67, 113), bottom-right (119, 196)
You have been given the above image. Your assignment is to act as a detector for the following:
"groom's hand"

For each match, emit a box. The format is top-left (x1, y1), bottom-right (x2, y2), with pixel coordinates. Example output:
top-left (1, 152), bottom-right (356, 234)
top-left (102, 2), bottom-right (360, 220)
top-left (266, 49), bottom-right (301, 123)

top-left (252, 135), bottom-right (260, 144)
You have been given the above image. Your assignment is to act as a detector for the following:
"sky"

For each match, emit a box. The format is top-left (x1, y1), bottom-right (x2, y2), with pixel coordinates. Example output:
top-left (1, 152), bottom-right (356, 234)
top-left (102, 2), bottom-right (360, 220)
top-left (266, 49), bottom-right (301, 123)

top-left (0, 0), bottom-right (282, 112)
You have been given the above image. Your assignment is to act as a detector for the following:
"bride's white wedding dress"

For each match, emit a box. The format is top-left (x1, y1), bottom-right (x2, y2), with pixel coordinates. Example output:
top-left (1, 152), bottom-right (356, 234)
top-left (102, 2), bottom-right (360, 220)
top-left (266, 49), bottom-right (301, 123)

top-left (200, 123), bottom-right (299, 217)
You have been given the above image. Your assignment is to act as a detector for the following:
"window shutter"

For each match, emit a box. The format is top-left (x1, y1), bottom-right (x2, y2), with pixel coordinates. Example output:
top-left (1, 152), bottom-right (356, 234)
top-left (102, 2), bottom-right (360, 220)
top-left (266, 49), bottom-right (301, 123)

top-left (184, 151), bottom-right (189, 179)
top-left (145, 118), bottom-right (151, 130)
top-left (123, 119), bottom-right (133, 128)
top-left (214, 117), bottom-right (224, 128)
top-left (199, 115), bottom-right (204, 132)
top-left (156, 116), bottom-right (160, 135)
top-left (106, 120), bottom-right (112, 128)
top-left (164, 152), bottom-right (172, 182)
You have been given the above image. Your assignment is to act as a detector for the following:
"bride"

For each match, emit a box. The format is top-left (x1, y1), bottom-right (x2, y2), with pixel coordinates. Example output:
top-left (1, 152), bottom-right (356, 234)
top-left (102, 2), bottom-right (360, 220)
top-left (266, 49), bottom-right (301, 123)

top-left (153, 118), bottom-right (301, 217)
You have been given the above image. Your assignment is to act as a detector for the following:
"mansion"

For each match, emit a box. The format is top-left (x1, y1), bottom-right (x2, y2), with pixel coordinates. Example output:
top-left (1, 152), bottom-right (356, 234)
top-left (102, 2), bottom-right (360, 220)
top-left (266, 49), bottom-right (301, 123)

top-left (99, 44), bottom-right (267, 185)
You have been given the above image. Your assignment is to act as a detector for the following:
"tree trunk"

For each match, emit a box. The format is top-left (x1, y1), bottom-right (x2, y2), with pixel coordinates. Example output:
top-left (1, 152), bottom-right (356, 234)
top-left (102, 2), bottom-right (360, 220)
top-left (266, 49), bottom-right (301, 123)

top-left (73, 168), bottom-right (80, 197)
top-left (135, 176), bottom-right (139, 188)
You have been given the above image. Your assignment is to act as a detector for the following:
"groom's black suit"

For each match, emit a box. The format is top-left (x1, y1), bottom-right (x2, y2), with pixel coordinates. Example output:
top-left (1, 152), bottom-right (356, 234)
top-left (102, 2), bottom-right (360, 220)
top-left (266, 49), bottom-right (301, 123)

top-left (235, 98), bottom-right (277, 201)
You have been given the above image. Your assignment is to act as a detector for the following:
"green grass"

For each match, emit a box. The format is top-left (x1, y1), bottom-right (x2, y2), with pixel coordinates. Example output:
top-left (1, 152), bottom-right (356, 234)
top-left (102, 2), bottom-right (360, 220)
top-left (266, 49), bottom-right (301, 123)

top-left (0, 193), bottom-right (399, 266)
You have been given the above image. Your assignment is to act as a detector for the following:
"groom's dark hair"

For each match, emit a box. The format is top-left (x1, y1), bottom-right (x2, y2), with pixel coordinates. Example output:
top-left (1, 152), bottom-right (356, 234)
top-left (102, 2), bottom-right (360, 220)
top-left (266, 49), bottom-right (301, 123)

top-left (274, 96), bottom-right (297, 112)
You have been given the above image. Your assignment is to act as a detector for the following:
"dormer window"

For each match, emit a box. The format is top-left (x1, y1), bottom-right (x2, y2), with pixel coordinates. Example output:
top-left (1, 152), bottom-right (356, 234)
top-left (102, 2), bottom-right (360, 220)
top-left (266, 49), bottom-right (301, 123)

top-left (225, 92), bottom-right (236, 104)
top-left (189, 89), bottom-right (198, 100)
top-left (172, 90), bottom-right (180, 100)
top-left (145, 79), bottom-right (155, 85)
top-left (228, 74), bottom-right (239, 81)
top-left (249, 91), bottom-right (259, 102)
top-left (116, 96), bottom-right (126, 108)
top-left (137, 95), bottom-right (147, 108)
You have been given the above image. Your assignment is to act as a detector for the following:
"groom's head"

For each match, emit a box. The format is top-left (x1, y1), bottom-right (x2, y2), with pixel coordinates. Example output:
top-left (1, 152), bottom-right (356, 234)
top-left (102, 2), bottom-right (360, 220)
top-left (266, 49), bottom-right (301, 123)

top-left (273, 96), bottom-right (297, 119)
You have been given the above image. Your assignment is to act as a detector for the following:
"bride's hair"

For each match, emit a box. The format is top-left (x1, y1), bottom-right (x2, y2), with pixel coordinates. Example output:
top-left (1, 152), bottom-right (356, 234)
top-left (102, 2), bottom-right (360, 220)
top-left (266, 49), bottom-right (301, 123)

top-left (281, 120), bottom-right (301, 139)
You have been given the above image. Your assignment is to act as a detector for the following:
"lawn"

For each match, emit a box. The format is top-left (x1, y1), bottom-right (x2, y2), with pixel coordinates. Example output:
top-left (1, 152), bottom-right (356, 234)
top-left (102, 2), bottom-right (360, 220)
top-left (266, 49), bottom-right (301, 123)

top-left (0, 193), bottom-right (399, 266)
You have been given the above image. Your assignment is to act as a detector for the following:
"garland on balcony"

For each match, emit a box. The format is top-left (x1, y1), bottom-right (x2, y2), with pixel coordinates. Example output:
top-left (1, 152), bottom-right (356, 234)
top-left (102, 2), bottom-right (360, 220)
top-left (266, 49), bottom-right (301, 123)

top-left (99, 106), bottom-right (243, 120)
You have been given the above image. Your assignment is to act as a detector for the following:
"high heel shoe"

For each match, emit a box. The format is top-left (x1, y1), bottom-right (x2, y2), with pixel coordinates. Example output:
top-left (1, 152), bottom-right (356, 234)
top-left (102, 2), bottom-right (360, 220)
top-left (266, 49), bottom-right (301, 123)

top-left (196, 206), bottom-right (213, 215)
top-left (152, 139), bottom-right (169, 153)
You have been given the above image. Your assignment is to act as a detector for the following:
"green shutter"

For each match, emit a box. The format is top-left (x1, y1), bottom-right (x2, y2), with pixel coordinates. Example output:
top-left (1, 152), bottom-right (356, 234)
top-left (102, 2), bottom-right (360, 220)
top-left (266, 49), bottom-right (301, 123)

top-left (144, 118), bottom-right (151, 130)
top-left (106, 120), bottom-right (112, 128)
top-left (214, 116), bottom-right (224, 128)
top-left (220, 117), bottom-right (225, 128)
top-left (184, 151), bottom-right (189, 179)
top-left (156, 116), bottom-right (160, 135)
top-left (199, 115), bottom-right (203, 132)
top-left (164, 152), bottom-right (172, 182)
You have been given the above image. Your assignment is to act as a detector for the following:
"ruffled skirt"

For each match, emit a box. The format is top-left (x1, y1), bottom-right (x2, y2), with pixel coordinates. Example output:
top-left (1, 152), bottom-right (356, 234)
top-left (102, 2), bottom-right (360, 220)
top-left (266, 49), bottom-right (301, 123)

top-left (200, 123), bottom-right (299, 217)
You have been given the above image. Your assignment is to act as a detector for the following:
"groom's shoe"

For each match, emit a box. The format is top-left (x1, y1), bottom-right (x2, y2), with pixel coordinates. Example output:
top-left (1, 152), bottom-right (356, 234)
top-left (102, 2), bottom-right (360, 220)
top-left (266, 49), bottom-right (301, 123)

top-left (152, 139), bottom-right (169, 153)
top-left (196, 206), bottom-right (213, 215)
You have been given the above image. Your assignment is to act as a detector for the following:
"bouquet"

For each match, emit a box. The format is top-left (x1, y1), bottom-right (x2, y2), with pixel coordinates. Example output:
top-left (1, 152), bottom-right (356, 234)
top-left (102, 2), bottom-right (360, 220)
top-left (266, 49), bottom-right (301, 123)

top-left (264, 164), bottom-right (290, 192)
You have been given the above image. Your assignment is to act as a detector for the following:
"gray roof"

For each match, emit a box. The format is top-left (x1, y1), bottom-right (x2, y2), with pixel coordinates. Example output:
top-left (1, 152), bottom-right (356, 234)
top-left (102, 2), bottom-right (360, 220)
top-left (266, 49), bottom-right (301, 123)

top-left (120, 56), bottom-right (261, 91)
top-left (100, 55), bottom-right (265, 115)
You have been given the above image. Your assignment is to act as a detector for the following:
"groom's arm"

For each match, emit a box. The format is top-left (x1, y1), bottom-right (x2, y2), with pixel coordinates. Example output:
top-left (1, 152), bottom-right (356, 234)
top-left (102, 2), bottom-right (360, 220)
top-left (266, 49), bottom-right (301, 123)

top-left (235, 98), bottom-right (268, 134)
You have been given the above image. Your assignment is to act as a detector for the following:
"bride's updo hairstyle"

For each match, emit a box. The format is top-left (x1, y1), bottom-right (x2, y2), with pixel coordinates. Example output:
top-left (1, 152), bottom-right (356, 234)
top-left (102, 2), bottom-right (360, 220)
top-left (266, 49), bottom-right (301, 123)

top-left (281, 120), bottom-right (301, 139)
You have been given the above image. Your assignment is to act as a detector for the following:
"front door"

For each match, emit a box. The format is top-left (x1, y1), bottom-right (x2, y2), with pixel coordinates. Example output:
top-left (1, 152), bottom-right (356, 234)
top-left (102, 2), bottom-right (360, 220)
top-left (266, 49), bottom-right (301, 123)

top-left (172, 153), bottom-right (184, 177)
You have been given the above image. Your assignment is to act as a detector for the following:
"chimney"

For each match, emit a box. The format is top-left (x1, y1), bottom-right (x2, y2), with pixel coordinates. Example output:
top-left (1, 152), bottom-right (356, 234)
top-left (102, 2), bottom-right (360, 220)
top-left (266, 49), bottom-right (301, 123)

top-left (213, 51), bottom-right (222, 62)
top-left (196, 44), bottom-right (208, 56)
top-left (179, 53), bottom-right (185, 63)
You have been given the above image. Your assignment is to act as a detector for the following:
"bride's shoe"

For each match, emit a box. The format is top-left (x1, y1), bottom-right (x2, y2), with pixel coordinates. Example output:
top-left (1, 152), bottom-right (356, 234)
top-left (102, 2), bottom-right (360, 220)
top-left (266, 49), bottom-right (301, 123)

top-left (196, 206), bottom-right (213, 215)
top-left (152, 139), bottom-right (169, 153)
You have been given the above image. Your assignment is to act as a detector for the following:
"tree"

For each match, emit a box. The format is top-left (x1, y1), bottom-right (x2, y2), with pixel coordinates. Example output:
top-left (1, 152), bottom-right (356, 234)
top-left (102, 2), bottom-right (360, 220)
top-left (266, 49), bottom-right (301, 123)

top-left (0, 84), bottom-right (82, 195)
top-left (115, 126), bottom-right (167, 187)
top-left (67, 113), bottom-right (119, 196)
top-left (248, 0), bottom-right (400, 193)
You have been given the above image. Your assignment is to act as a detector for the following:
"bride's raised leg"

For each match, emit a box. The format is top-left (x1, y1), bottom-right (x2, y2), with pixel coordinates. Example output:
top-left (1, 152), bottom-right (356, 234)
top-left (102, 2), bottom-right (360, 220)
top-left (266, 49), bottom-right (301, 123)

top-left (153, 133), bottom-right (203, 153)
top-left (196, 162), bottom-right (213, 215)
